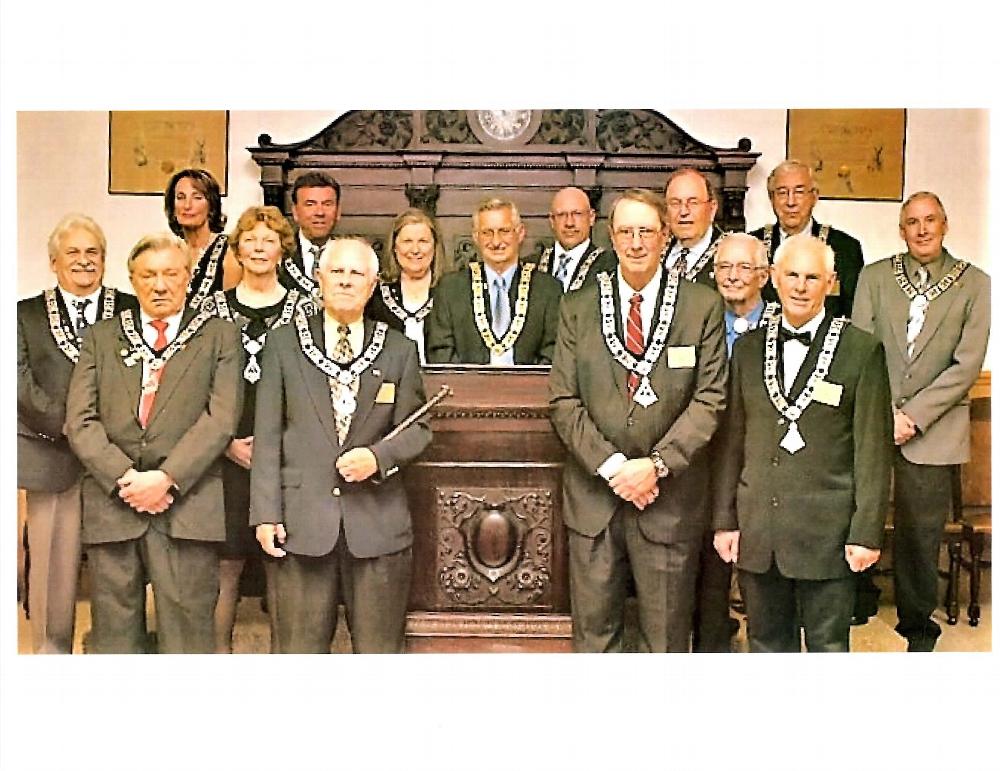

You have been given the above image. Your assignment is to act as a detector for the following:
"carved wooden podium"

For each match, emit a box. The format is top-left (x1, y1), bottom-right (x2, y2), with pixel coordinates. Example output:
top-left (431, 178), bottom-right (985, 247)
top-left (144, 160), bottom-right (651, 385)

top-left (404, 365), bottom-right (572, 652)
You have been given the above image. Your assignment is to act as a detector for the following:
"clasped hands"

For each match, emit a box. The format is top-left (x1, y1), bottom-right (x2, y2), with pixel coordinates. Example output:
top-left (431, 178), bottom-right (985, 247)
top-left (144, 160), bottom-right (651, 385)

top-left (608, 458), bottom-right (660, 510)
top-left (117, 468), bottom-right (175, 514)
top-left (893, 410), bottom-right (917, 446)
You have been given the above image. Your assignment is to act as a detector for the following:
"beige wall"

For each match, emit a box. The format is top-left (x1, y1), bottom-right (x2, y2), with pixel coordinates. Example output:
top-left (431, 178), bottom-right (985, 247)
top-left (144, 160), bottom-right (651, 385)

top-left (17, 108), bottom-right (989, 296)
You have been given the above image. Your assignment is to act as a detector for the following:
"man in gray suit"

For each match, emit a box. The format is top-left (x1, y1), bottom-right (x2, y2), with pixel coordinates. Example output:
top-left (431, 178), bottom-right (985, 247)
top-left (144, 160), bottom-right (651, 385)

top-left (251, 238), bottom-right (431, 653)
top-left (66, 233), bottom-right (243, 653)
top-left (852, 192), bottom-right (990, 652)
top-left (17, 213), bottom-right (138, 652)
top-left (549, 188), bottom-right (728, 652)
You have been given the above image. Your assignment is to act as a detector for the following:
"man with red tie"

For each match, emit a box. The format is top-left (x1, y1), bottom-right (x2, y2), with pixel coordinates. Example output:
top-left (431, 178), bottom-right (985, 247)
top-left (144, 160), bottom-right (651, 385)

top-left (66, 233), bottom-right (243, 653)
top-left (549, 188), bottom-right (728, 652)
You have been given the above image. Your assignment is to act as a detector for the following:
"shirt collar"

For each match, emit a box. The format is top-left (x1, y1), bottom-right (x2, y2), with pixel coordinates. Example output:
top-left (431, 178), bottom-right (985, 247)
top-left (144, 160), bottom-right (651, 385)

top-left (779, 218), bottom-right (815, 240)
top-left (139, 308), bottom-right (184, 336)
top-left (905, 249), bottom-right (947, 281)
top-left (299, 231), bottom-right (327, 256)
top-left (781, 306), bottom-right (826, 336)
top-left (670, 226), bottom-right (713, 259)
top-left (483, 261), bottom-right (518, 288)
top-left (617, 264), bottom-right (662, 307)
top-left (725, 299), bottom-right (765, 326)
top-left (555, 238), bottom-right (590, 261)
top-left (58, 285), bottom-right (102, 310)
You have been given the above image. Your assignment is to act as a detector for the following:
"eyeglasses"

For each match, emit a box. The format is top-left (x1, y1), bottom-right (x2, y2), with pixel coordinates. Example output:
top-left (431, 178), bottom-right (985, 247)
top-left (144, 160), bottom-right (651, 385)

top-left (666, 198), bottom-right (710, 211)
top-left (771, 186), bottom-right (815, 201)
top-left (551, 209), bottom-right (591, 221)
top-left (612, 226), bottom-right (662, 243)
top-left (714, 262), bottom-right (765, 277)
top-left (476, 227), bottom-right (517, 241)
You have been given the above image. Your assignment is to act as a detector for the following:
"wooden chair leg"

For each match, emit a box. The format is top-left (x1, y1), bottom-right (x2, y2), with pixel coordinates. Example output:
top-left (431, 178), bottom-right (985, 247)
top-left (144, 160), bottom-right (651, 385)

top-left (946, 538), bottom-right (961, 625)
top-left (967, 533), bottom-right (984, 627)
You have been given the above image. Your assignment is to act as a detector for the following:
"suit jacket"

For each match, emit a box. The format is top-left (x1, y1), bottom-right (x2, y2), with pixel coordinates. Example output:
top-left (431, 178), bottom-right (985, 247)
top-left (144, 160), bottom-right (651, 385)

top-left (278, 228), bottom-right (321, 299)
top-left (65, 309), bottom-right (244, 545)
top-left (249, 317), bottom-right (431, 559)
top-left (425, 263), bottom-right (562, 365)
top-left (664, 226), bottom-right (726, 289)
top-left (534, 241), bottom-right (617, 292)
top-left (751, 221), bottom-right (864, 317)
top-left (17, 287), bottom-right (138, 491)
top-left (549, 270), bottom-right (728, 543)
top-left (851, 249), bottom-right (990, 465)
top-left (712, 316), bottom-right (893, 580)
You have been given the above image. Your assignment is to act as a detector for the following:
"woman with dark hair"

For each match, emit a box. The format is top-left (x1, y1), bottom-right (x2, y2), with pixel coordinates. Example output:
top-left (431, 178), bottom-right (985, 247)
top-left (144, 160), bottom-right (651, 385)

top-left (365, 207), bottom-right (449, 363)
top-left (207, 204), bottom-right (314, 652)
top-left (164, 168), bottom-right (242, 309)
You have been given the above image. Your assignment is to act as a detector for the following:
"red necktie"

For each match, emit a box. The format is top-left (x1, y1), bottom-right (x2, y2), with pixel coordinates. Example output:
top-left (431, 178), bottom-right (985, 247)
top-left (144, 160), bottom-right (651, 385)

top-left (625, 293), bottom-right (644, 396)
top-left (138, 320), bottom-right (169, 429)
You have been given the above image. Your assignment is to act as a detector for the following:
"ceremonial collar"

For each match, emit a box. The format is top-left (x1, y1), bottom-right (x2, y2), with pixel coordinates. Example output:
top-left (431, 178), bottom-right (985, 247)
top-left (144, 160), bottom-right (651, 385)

top-left (725, 298), bottom-right (766, 331)
top-left (891, 251), bottom-right (968, 303)
top-left (779, 218), bottom-right (816, 241)
top-left (44, 286), bottom-right (118, 363)
top-left (186, 232), bottom-right (227, 310)
top-left (668, 226), bottom-right (713, 262)
top-left (469, 261), bottom-right (533, 356)
top-left (555, 238), bottom-right (590, 263)
top-left (295, 309), bottom-right (387, 386)
top-left (379, 281), bottom-right (433, 323)
top-left (780, 307), bottom-right (826, 340)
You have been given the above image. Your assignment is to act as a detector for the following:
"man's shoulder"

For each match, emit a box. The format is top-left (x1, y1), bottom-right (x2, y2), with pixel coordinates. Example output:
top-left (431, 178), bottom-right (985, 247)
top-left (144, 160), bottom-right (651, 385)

top-left (840, 319), bottom-right (882, 352)
top-left (678, 276), bottom-right (723, 311)
top-left (17, 291), bottom-right (46, 316)
top-left (746, 224), bottom-right (770, 239)
top-left (820, 223), bottom-right (863, 251)
top-left (435, 268), bottom-right (470, 296)
top-left (527, 265), bottom-right (562, 297)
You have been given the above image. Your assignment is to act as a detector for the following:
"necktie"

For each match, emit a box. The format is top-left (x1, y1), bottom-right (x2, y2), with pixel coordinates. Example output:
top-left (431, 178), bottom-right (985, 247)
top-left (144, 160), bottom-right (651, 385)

top-left (906, 266), bottom-right (930, 357)
top-left (492, 277), bottom-right (510, 338)
top-left (625, 293), bottom-right (644, 396)
top-left (778, 327), bottom-right (812, 346)
top-left (674, 247), bottom-right (690, 276)
top-left (73, 298), bottom-right (92, 333)
top-left (310, 245), bottom-right (321, 281)
top-left (138, 320), bottom-right (169, 429)
top-left (331, 324), bottom-right (357, 444)
top-left (553, 252), bottom-right (570, 285)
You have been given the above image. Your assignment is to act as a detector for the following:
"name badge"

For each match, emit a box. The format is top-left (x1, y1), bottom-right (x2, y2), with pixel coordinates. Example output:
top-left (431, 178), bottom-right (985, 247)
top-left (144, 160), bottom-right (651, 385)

top-left (667, 346), bottom-right (696, 368)
top-left (813, 379), bottom-right (843, 407)
top-left (376, 382), bottom-right (396, 404)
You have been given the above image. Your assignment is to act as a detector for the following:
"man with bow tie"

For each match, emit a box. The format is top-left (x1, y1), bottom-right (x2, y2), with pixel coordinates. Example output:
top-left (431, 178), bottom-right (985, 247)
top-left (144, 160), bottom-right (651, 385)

top-left (713, 234), bottom-right (892, 652)
top-left (65, 233), bottom-right (243, 653)
top-left (280, 171), bottom-right (342, 304)
top-left (536, 186), bottom-right (616, 292)
top-left (17, 214), bottom-right (138, 652)
top-left (852, 192), bottom-right (990, 651)
top-left (251, 238), bottom-right (431, 653)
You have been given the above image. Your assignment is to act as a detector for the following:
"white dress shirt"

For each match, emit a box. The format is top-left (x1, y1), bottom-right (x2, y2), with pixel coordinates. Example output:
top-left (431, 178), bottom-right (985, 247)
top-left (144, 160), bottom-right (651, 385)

top-left (665, 227), bottom-right (713, 271)
top-left (779, 218), bottom-right (815, 241)
top-left (781, 308), bottom-right (826, 393)
top-left (552, 238), bottom-right (591, 291)
top-left (58, 286), bottom-right (102, 328)
top-left (299, 232), bottom-right (327, 278)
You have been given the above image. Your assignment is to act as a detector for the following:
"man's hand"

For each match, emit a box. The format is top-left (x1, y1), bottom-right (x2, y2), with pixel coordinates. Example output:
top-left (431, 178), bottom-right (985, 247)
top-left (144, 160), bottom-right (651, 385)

top-left (117, 469), bottom-right (174, 514)
top-left (225, 436), bottom-right (253, 469)
top-left (256, 523), bottom-right (287, 558)
top-left (845, 544), bottom-right (880, 573)
top-left (608, 458), bottom-right (659, 509)
top-left (714, 530), bottom-right (740, 564)
top-left (893, 410), bottom-right (917, 446)
top-left (336, 447), bottom-right (378, 483)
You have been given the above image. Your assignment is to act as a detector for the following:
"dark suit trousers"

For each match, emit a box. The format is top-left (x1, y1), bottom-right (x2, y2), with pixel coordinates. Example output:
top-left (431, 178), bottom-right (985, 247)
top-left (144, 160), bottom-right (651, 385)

top-left (25, 484), bottom-right (82, 653)
top-left (692, 530), bottom-right (735, 653)
top-left (739, 562), bottom-right (854, 652)
top-left (892, 452), bottom-right (953, 650)
top-left (87, 528), bottom-right (219, 654)
top-left (270, 528), bottom-right (412, 654)
top-left (568, 507), bottom-right (699, 653)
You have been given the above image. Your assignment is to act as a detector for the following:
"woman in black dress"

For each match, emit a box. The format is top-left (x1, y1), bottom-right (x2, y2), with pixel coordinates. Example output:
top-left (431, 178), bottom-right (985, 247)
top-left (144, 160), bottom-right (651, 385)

top-left (209, 205), bottom-right (313, 652)
top-left (164, 168), bottom-right (242, 309)
top-left (365, 208), bottom-right (449, 363)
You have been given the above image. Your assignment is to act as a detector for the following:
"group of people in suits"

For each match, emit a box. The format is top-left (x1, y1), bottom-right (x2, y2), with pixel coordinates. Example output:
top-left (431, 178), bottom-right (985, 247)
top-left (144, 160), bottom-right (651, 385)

top-left (16, 158), bottom-right (989, 654)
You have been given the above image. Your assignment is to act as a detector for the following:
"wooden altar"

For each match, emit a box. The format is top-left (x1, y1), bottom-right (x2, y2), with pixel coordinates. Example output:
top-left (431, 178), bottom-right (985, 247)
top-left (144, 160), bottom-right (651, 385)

top-left (403, 366), bottom-right (571, 652)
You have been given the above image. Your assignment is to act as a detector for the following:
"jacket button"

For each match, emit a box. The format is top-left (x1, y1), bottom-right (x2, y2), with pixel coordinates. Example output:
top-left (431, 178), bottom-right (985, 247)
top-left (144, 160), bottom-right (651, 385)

top-left (626, 417), bottom-right (635, 427)
top-left (771, 457), bottom-right (779, 467)
top-left (777, 418), bottom-right (785, 426)
top-left (771, 497), bottom-right (779, 507)
top-left (331, 487), bottom-right (341, 497)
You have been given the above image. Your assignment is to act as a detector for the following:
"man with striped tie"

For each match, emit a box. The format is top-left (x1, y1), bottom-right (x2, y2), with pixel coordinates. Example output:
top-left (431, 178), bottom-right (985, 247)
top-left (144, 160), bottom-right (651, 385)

top-left (549, 188), bottom-right (728, 652)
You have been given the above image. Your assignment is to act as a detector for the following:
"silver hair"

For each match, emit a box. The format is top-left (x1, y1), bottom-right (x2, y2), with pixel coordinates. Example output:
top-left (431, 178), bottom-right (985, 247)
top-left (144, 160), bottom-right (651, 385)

top-left (48, 213), bottom-right (108, 260)
top-left (472, 197), bottom-right (522, 232)
top-left (772, 233), bottom-right (834, 273)
top-left (319, 236), bottom-right (380, 276)
top-left (126, 232), bottom-right (192, 274)
top-left (766, 159), bottom-right (818, 194)
top-left (715, 232), bottom-right (767, 267)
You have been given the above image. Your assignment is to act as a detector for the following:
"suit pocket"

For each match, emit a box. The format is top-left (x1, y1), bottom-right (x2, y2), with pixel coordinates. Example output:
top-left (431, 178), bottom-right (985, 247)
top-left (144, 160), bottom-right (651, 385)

top-left (281, 468), bottom-right (302, 488)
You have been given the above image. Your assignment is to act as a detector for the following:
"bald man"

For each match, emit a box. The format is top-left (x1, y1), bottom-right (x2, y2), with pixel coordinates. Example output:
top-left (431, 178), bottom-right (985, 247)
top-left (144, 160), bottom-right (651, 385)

top-left (537, 187), bottom-right (616, 292)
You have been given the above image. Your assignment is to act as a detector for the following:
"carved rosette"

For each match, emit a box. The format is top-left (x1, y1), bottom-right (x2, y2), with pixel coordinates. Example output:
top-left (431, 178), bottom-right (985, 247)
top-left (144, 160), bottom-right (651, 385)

top-left (529, 109), bottom-right (586, 145)
top-left (437, 488), bottom-right (552, 606)
top-left (422, 111), bottom-right (476, 144)
top-left (316, 110), bottom-right (413, 150)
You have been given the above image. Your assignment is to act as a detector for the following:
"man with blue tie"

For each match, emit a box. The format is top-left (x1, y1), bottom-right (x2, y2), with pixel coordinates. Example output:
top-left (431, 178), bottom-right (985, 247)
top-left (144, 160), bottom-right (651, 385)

top-left (536, 187), bottom-right (616, 293)
top-left (426, 197), bottom-right (562, 364)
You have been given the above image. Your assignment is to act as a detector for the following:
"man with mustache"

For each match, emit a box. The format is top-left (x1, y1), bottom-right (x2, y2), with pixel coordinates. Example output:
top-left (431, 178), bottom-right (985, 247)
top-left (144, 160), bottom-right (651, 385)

top-left (536, 186), bottom-right (616, 292)
top-left (281, 171), bottom-right (342, 304)
top-left (852, 192), bottom-right (990, 651)
top-left (426, 197), bottom-right (562, 364)
top-left (17, 213), bottom-right (138, 652)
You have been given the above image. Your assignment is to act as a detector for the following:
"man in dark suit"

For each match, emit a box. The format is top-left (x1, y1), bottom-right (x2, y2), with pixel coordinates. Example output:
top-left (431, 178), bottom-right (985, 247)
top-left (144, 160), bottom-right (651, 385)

top-left (426, 197), bottom-right (562, 365)
top-left (66, 233), bottom-right (243, 653)
top-left (549, 188), bottom-right (728, 652)
top-left (750, 159), bottom-right (865, 319)
top-left (536, 186), bottom-right (616, 292)
top-left (17, 213), bottom-right (138, 653)
top-left (663, 168), bottom-right (727, 288)
top-left (852, 192), bottom-right (990, 651)
top-left (713, 234), bottom-right (892, 652)
top-left (251, 237), bottom-right (431, 653)
top-left (279, 170), bottom-right (341, 303)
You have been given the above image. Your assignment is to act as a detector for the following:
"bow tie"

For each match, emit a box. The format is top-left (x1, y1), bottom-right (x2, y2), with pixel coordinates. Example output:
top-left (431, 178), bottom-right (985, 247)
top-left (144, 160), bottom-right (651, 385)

top-left (778, 327), bottom-right (812, 346)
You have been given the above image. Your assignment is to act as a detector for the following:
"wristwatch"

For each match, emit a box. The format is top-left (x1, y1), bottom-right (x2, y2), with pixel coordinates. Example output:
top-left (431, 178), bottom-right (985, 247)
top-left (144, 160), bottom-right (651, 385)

top-left (650, 450), bottom-right (669, 479)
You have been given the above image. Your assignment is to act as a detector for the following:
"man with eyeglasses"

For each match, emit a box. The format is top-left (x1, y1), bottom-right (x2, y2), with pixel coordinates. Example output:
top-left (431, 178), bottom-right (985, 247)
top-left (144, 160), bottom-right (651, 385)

top-left (549, 188), bottom-right (727, 652)
top-left (426, 197), bottom-right (562, 365)
top-left (750, 159), bottom-right (864, 319)
top-left (536, 187), bottom-right (616, 292)
top-left (713, 234), bottom-right (892, 652)
top-left (663, 168), bottom-right (726, 287)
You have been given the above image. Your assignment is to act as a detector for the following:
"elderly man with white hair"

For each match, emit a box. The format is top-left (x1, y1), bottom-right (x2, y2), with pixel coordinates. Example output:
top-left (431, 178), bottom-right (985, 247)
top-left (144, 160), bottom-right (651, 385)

top-left (713, 234), bottom-right (892, 652)
top-left (251, 237), bottom-right (431, 653)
